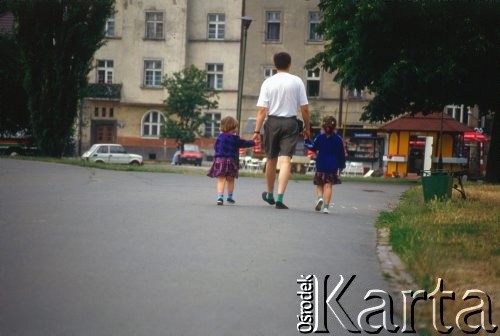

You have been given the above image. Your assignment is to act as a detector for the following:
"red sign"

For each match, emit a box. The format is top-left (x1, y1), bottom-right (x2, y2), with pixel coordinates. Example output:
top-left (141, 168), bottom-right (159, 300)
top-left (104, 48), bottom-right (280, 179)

top-left (464, 132), bottom-right (488, 143)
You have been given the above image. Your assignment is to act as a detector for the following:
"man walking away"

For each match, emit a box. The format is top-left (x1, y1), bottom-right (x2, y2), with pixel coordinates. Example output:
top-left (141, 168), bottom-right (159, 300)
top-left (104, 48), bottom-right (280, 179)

top-left (253, 52), bottom-right (311, 209)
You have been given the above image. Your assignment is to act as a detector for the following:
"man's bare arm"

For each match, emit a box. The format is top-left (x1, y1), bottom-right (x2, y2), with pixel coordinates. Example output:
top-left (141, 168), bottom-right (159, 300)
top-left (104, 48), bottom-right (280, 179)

top-left (253, 106), bottom-right (267, 144)
top-left (300, 104), bottom-right (311, 140)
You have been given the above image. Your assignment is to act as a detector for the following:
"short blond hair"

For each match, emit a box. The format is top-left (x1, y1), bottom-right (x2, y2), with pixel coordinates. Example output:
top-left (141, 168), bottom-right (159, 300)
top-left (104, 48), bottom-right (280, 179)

top-left (220, 116), bottom-right (238, 133)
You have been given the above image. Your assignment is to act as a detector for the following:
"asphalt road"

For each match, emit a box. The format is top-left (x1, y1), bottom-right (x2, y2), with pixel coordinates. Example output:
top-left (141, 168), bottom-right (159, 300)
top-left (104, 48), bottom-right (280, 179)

top-left (0, 159), bottom-right (411, 336)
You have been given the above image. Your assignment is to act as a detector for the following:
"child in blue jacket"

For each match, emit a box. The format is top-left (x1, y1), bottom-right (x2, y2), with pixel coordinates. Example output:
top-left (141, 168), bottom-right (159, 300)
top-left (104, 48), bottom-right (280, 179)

top-left (304, 116), bottom-right (346, 213)
top-left (207, 116), bottom-right (255, 205)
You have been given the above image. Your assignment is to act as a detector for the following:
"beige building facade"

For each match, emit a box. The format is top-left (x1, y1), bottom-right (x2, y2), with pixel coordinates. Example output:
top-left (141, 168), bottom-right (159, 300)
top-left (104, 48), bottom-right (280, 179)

top-left (81, 0), bottom-right (375, 162)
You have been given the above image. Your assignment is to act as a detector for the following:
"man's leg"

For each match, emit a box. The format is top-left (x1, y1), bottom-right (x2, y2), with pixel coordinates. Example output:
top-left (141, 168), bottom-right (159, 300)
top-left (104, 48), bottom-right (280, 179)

top-left (274, 156), bottom-right (292, 209)
top-left (265, 157), bottom-right (278, 194)
top-left (277, 156), bottom-right (291, 194)
top-left (262, 157), bottom-right (277, 205)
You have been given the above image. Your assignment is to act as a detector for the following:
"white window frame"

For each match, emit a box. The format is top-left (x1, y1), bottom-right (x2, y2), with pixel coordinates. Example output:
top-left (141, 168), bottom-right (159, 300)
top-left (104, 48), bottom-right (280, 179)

top-left (143, 60), bottom-right (163, 88)
top-left (446, 104), bottom-right (468, 124)
top-left (348, 89), bottom-right (364, 99)
top-left (308, 11), bottom-right (322, 42)
top-left (204, 112), bottom-right (221, 137)
top-left (206, 63), bottom-right (223, 90)
top-left (145, 11), bottom-right (164, 40)
top-left (306, 68), bottom-right (321, 97)
top-left (264, 66), bottom-right (277, 79)
top-left (105, 14), bottom-right (115, 37)
top-left (142, 110), bottom-right (165, 138)
top-left (97, 59), bottom-right (114, 84)
top-left (265, 11), bottom-right (281, 42)
top-left (208, 13), bottom-right (225, 40)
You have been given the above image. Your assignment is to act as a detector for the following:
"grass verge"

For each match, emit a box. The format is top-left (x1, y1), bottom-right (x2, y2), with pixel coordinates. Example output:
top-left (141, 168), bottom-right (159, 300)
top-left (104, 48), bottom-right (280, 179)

top-left (1, 156), bottom-right (418, 184)
top-left (376, 184), bottom-right (500, 335)
top-left (2, 156), bottom-right (208, 175)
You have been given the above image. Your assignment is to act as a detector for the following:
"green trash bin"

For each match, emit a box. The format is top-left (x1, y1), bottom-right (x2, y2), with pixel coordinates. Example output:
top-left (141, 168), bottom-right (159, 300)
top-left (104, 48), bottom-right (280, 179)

top-left (421, 170), bottom-right (453, 202)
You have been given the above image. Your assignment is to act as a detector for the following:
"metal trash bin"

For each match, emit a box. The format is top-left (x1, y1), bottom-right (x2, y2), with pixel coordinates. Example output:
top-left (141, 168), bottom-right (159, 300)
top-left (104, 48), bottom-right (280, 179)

top-left (421, 170), bottom-right (452, 202)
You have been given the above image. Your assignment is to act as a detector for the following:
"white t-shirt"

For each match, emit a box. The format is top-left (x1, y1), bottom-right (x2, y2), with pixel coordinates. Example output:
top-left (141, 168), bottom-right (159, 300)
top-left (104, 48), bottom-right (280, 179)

top-left (256, 72), bottom-right (308, 117)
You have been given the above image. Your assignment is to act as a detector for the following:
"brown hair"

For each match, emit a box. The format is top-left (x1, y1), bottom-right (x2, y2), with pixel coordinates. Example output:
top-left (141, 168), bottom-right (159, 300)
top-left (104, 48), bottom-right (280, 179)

top-left (273, 52), bottom-right (291, 70)
top-left (322, 116), bottom-right (337, 134)
top-left (220, 116), bottom-right (238, 133)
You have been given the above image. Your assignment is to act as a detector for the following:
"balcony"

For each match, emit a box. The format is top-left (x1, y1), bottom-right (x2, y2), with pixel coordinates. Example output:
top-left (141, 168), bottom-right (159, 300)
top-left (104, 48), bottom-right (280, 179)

top-left (83, 83), bottom-right (122, 100)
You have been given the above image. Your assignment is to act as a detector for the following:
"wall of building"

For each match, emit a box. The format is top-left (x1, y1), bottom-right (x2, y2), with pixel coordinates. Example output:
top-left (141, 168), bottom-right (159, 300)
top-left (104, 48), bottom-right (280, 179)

top-left (240, 0), bottom-right (372, 132)
top-left (185, 0), bottom-right (243, 124)
top-left (82, 0), bottom-right (190, 159)
top-left (82, 0), bottom-right (374, 161)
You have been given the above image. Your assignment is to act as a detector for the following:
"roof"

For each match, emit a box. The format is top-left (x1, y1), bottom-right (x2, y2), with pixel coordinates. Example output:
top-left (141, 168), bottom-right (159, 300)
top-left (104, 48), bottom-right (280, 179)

top-left (380, 112), bottom-right (474, 133)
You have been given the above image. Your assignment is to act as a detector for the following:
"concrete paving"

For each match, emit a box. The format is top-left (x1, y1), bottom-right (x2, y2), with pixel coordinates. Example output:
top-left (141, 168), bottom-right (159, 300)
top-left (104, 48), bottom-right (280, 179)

top-left (0, 159), bottom-right (412, 336)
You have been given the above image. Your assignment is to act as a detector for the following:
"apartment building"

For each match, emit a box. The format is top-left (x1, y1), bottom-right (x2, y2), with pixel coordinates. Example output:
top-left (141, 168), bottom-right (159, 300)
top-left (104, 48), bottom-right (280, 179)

top-left (241, 0), bottom-right (380, 169)
top-left (81, 0), bottom-right (375, 162)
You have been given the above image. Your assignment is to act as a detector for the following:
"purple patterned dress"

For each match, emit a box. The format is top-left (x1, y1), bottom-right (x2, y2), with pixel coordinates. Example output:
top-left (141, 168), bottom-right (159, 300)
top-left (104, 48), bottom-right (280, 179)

top-left (207, 133), bottom-right (255, 178)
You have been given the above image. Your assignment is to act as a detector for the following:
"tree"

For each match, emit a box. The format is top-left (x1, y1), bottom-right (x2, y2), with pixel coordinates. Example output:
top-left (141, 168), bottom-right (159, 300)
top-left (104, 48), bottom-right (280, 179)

top-left (307, 1), bottom-right (500, 183)
top-left (162, 66), bottom-right (218, 143)
top-left (9, 0), bottom-right (114, 156)
top-left (0, 31), bottom-right (29, 137)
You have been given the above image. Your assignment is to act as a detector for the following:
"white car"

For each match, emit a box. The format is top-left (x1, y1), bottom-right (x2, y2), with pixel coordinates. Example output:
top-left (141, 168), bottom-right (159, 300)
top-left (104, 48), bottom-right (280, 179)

top-left (82, 144), bottom-right (143, 165)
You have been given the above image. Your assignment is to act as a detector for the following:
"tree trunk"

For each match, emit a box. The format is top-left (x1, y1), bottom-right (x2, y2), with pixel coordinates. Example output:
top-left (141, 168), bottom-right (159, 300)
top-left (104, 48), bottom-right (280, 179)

top-left (485, 110), bottom-right (499, 184)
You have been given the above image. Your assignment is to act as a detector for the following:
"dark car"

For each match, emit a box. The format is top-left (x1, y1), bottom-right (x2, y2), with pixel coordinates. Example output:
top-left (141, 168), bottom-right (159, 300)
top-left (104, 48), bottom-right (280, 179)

top-left (178, 144), bottom-right (203, 166)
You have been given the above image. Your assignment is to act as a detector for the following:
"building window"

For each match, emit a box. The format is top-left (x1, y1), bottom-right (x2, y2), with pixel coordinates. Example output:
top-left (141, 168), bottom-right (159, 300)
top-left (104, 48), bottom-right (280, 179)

top-left (93, 106), bottom-right (114, 118)
top-left (145, 12), bottom-right (164, 39)
top-left (308, 11), bottom-right (322, 42)
top-left (205, 112), bottom-right (221, 137)
top-left (142, 110), bottom-right (165, 137)
top-left (264, 66), bottom-right (277, 79)
top-left (446, 104), bottom-right (468, 124)
top-left (265, 11), bottom-right (281, 41)
top-left (105, 14), bottom-right (115, 37)
top-left (348, 89), bottom-right (364, 99)
top-left (97, 60), bottom-right (114, 84)
top-left (306, 68), bottom-right (320, 97)
top-left (207, 63), bottom-right (223, 90)
top-left (208, 13), bottom-right (225, 40)
top-left (144, 60), bottom-right (163, 87)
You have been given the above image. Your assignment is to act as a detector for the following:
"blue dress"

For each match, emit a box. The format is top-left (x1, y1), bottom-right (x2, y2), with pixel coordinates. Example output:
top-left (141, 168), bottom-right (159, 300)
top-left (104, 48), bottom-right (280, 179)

top-left (304, 133), bottom-right (346, 185)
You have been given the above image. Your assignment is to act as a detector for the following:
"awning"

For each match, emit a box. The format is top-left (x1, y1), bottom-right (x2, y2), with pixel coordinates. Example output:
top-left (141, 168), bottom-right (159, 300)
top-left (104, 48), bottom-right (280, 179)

top-left (464, 131), bottom-right (488, 143)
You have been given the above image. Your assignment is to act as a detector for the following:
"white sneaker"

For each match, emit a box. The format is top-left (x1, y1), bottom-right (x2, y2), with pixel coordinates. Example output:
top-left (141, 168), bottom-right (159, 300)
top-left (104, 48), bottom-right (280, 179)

top-left (322, 207), bottom-right (329, 214)
top-left (315, 198), bottom-right (324, 211)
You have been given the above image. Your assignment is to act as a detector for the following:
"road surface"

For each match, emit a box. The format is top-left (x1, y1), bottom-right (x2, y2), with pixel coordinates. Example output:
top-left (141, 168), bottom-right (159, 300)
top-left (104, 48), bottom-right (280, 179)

top-left (0, 159), bottom-right (411, 335)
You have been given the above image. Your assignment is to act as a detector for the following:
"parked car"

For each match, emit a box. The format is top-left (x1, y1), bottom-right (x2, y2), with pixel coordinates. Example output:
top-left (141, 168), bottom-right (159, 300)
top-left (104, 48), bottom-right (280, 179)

top-left (178, 143), bottom-right (203, 166)
top-left (82, 144), bottom-right (143, 165)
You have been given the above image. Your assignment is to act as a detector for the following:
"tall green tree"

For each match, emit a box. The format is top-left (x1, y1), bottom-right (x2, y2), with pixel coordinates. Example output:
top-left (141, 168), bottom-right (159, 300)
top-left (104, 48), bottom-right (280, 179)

top-left (0, 30), bottom-right (29, 137)
top-left (308, 0), bottom-right (500, 183)
top-left (162, 66), bottom-right (218, 143)
top-left (10, 0), bottom-right (114, 156)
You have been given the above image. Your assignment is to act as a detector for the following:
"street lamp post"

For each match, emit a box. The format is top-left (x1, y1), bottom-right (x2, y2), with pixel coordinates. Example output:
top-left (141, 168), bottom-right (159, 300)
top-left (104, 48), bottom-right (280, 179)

top-left (236, 16), bottom-right (252, 134)
top-left (437, 109), bottom-right (444, 170)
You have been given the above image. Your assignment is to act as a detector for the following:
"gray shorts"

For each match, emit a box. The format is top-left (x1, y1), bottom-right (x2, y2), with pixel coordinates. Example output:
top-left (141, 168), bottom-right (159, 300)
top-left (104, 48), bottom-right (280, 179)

top-left (263, 116), bottom-right (300, 158)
